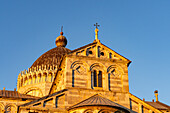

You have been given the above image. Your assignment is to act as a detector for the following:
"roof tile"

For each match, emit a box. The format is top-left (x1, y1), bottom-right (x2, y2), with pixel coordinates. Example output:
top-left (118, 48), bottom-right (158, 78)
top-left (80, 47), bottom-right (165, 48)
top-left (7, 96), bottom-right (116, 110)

top-left (0, 90), bottom-right (38, 100)
top-left (68, 94), bottom-right (129, 112)
top-left (146, 101), bottom-right (170, 110)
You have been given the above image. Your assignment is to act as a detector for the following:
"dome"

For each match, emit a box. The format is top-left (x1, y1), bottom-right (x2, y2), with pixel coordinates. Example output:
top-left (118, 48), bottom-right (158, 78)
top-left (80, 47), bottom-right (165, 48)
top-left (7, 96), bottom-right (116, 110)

top-left (31, 46), bottom-right (71, 68)
top-left (31, 31), bottom-right (70, 68)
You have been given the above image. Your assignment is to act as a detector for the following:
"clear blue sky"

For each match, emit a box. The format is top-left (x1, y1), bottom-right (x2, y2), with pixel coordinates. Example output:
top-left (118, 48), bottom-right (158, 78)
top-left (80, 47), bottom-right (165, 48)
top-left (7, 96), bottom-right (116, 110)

top-left (0, 0), bottom-right (170, 105)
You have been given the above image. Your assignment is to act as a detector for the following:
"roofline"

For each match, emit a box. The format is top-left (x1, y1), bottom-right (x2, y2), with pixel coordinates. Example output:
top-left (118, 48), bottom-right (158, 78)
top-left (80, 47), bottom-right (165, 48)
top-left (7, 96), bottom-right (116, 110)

top-left (99, 42), bottom-right (132, 65)
top-left (67, 94), bottom-right (130, 112)
top-left (20, 89), bottom-right (68, 107)
top-left (129, 93), bottom-right (163, 112)
top-left (0, 96), bottom-right (37, 100)
top-left (156, 101), bottom-right (170, 109)
top-left (145, 101), bottom-right (170, 110)
top-left (69, 42), bottom-right (97, 53)
top-left (0, 90), bottom-right (39, 100)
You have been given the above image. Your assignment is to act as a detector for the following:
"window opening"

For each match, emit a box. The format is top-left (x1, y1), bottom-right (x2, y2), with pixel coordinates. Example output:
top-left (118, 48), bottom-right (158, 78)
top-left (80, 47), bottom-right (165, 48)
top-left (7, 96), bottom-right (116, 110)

top-left (89, 51), bottom-right (92, 54)
top-left (51, 74), bottom-right (53, 82)
top-left (45, 74), bottom-right (47, 81)
top-left (98, 71), bottom-right (102, 87)
top-left (109, 53), bottom-right (112, 58)
top-left (92, 70), bottom-right (102, 88)
top-left (35, 76), bottom-right (37, 83)
top-left (93, 70), bottom-right (97, 87)
top-left (100, 52), bottom-right (104, 56)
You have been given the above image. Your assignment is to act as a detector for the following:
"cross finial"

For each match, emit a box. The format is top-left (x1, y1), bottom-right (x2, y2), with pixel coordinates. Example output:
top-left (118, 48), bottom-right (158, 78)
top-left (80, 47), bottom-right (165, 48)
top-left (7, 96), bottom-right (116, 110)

top-left (94, 23), bottom-right (100, 42)
top-left (94, 23), bottom-right (100, 29)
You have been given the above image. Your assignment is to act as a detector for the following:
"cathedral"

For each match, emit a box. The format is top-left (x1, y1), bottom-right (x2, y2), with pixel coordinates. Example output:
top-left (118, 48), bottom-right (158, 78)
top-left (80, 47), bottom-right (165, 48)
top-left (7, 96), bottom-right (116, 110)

top-left (0, 24), bottom-right (169, 113)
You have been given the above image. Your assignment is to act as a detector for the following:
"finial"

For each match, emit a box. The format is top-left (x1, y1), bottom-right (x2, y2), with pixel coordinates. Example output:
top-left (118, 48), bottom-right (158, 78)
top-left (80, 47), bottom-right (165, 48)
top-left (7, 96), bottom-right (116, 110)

top-left (154, 90), bottom-right (159, 101)
top-left (94, 23), bottom-right (100, 41)
top-left (60, 26), bottom-right (63, 35)
top-left (94, 23), bottom-right (100, 29)
top-left (56, 26), bottom-right (67, 47)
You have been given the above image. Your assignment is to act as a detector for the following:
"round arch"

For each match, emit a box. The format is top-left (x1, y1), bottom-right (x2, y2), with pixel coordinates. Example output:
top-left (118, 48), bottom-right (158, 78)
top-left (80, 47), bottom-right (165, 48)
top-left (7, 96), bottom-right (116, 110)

top-left (70, 61), bottom-right (88, 69)
top-left (90, 63), bottom-right (106, 72)
top-left (5, 103), bottom-right (17, 113)
top-left (24, 87), bottom-right (43, 97)
top-left (0, 103), bottom-right (5, 112)
top-left (107, 64), bottom-right (124, 77)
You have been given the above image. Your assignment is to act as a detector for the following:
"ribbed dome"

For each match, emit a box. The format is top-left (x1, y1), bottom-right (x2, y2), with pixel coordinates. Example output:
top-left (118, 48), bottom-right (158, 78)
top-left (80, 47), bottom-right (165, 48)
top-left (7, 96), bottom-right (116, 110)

top-left (31, 47), bottom-right (71, 68)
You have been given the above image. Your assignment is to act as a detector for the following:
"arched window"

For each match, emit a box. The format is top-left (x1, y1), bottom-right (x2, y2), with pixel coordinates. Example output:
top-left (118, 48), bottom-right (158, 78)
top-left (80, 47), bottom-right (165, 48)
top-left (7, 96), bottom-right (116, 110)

top-left (50, 74), bottom-right (53, 82)
top-left (92, 70), bottom-right (102, 88)
top-left (34, 75), bottom-right (37, 84)
top-left (29, 75), bottom-right (32, 84)
top-left (43, 73), bottom-right (47, 82)
top-left (21, 79), bottom-right (23, 87)
top-left (24, 77), bottom-right (28, 85)
top-left (38, 74), bottom-right (42, 83)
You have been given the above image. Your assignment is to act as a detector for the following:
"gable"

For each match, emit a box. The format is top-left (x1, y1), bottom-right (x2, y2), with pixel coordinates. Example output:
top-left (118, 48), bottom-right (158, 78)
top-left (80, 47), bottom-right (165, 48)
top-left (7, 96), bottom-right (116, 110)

top-left (69, 41), bottom-right (131, 66)
top-left (68, 94), bottom-right (131, 113)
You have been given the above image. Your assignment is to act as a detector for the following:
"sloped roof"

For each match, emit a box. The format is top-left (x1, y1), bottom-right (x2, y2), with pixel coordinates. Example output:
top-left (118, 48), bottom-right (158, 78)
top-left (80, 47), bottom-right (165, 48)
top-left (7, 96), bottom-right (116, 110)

top-left (0, 90), bottom-right (38, 100)
top-left (146, 101), bottom-right (170, 110)
top-left (20, 89), bottom-right (67, 107)
top-left (68, 94), bottom-right (130, 112)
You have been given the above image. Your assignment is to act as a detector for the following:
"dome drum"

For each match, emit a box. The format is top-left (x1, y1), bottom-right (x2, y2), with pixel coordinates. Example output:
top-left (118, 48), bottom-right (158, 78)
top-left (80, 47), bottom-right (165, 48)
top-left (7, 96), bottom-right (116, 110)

top-left (17, 64), bottom-right (57, 96)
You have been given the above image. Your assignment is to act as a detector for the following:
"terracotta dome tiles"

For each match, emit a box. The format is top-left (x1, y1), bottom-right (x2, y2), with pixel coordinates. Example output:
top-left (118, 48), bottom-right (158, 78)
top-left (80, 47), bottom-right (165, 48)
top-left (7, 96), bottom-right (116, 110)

top-left (31, 47), bottom-right (71, 68)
